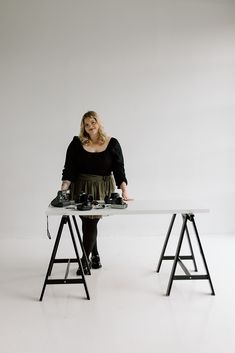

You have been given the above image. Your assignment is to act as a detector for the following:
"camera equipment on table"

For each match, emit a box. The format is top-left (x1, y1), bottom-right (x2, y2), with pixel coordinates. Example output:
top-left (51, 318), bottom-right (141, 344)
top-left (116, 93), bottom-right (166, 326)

top-left (76, 192), bottom-right (93, 211)
top-left (50, 190), bottom-right (74, 208)
top-left (104, 193), bottom-right (128, 209)
top-left (50, 190), bottom-right (127, 210)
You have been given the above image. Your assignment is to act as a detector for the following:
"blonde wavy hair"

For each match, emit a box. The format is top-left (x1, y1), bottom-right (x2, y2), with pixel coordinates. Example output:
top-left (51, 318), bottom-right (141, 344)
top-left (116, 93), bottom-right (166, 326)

top-left (79, 111), bottom-right (108, 145)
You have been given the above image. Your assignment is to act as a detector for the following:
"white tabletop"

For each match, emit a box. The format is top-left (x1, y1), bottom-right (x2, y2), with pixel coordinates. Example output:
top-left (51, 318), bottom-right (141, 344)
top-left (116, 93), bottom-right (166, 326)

top-left (46, 200), bottom-right (209, 217)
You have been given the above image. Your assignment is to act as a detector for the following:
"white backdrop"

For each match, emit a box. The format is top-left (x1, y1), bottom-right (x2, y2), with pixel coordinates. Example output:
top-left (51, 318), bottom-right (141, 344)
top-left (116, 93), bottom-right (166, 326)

top-left (0, 0), bottom-right (235, 238)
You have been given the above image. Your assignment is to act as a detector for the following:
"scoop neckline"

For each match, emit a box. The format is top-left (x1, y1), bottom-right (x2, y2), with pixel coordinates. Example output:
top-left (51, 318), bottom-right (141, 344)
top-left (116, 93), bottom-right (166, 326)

top-left (81, 137), bottom-right (113, 154)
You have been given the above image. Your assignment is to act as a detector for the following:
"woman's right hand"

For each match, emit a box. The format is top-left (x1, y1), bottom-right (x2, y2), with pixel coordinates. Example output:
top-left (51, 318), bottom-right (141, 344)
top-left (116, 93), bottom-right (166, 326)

top-left (61, 180), bottom-right (71, 191)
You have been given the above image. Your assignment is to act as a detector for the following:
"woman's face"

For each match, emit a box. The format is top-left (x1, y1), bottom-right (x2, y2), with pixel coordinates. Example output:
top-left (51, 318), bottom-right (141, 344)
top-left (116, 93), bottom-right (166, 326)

top-left (84, 117), bottom-right (99, 138)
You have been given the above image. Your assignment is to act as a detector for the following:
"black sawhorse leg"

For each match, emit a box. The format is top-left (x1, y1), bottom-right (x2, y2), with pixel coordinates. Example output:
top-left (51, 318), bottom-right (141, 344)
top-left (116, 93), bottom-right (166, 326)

top-left (156, 214), bottom-right (197, 273)
top-left (72, 215), bottom-right (91, 273)
top-left (157, 213), bottom-right (215, 296)
top-left (40, 215), bottom-right (90, 301)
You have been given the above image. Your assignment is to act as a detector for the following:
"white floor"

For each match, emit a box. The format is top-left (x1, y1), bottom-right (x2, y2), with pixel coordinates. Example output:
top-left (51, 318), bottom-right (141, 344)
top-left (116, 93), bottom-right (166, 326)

top-left (1, 231), bottom-right (235, 353)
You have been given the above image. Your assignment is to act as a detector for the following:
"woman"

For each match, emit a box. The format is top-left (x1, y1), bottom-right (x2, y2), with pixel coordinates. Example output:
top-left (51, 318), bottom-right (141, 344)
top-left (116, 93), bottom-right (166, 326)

top-left (61, 111), bottom-right (130, 274)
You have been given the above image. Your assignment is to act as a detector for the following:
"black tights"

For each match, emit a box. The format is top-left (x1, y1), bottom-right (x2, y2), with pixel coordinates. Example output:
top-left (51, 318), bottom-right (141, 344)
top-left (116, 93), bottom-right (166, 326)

top-left (80, 217), bottom-right (100, 260)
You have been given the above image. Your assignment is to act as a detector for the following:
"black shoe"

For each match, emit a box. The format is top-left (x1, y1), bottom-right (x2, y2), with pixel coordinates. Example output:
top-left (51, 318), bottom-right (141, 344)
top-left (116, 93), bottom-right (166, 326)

top-left (76, 259), bottom-right (91, 276)
top-left (91, 254), bottom-right (102, 269)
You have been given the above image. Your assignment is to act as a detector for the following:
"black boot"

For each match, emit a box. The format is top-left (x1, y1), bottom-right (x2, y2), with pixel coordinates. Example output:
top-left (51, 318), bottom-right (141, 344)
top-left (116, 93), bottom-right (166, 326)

top-left (91, 254), bottom-right (102, 269)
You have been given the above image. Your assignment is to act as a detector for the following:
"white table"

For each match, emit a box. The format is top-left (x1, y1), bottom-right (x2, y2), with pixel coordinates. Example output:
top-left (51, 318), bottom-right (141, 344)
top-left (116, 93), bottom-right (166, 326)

top-left (40, 200), bottom-right (215, 300)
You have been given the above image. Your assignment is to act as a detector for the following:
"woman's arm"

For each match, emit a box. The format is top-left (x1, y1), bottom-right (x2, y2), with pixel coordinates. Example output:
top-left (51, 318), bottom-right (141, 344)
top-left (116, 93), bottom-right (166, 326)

top-left (111, 138), bottom-right (127, 186)
top-left (61, 137), bottom-right (79, 187)
top-left (111, 138), bottom-right (132, 200)
top-left (119, 181), bottom-right (131, 201)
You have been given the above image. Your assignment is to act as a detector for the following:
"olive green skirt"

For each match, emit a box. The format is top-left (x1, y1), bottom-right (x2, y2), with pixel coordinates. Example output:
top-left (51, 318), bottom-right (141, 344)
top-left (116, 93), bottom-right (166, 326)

top-left (70, 173), bottom-right (115, 219)
top-left (71, 173), bottom-right (115, 202)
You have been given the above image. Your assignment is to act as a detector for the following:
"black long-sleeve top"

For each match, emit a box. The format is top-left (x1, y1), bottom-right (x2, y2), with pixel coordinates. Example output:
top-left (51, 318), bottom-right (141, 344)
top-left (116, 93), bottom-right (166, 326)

top-left (62, 137), bottom-right (127, 188)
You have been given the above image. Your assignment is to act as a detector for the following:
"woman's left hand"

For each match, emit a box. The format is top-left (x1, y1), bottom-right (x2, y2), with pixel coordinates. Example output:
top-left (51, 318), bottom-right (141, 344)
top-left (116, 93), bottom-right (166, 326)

top-left (120, 182), bottom-right (134, 201)
top-left (122, 190), bottom-right (134, 201)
